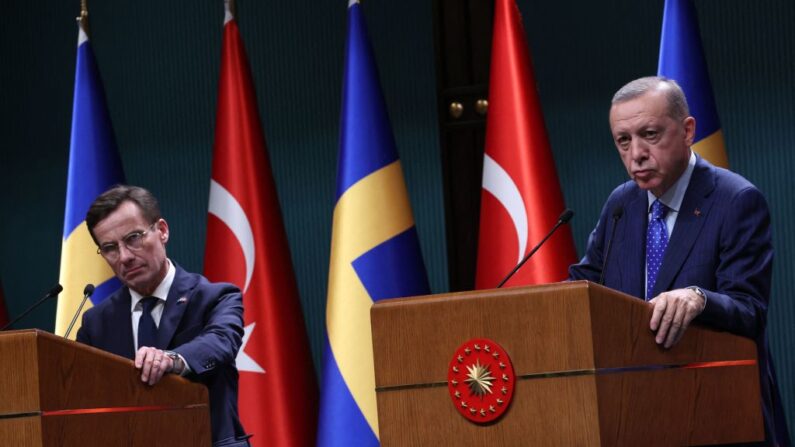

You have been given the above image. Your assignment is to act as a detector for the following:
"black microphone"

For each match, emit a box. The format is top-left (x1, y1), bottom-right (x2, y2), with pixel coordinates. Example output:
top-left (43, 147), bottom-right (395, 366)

top-left (497, 209), bottom-right (575, 288)
top-left (1, 284), bottom-right (63, 331)
top-left (64, 284), bottom-right (95, 339)
top-left (599, 206), bottom-right (624, 285)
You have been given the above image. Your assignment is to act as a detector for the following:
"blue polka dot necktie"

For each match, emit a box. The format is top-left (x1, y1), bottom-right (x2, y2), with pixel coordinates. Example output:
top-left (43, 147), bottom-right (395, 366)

top-left (646, 200), bottom-right (669, 300)
top-left (138, 296), bottom-right (160, 349)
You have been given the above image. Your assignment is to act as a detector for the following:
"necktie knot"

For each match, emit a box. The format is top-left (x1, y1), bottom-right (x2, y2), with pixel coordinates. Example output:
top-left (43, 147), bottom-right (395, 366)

top-left (650, 200), bottom-right (668, 220)
top-left (140, 296), bottom-right (159, 313)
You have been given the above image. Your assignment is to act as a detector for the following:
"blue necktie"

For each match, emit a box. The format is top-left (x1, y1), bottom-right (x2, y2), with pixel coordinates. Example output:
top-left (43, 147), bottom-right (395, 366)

top-left (646, 200), bottom-right (669, 299)
top-left (138, 296), bottom-right (160, 349)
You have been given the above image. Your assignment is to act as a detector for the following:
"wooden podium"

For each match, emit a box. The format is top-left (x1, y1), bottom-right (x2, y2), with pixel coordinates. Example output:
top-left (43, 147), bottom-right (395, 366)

top-left (0, 330), bottom-right (210, 446)
top-left (371, 281), bottom-right (764, 446)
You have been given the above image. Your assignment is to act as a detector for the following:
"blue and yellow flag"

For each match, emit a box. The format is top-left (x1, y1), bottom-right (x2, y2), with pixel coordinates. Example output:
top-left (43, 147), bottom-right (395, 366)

top-left (658, 0), bottom-right (728, 168)
top-left (317, 1), bottom-right (430, 445)
top-left (55, 17), bottom-right (125, 337)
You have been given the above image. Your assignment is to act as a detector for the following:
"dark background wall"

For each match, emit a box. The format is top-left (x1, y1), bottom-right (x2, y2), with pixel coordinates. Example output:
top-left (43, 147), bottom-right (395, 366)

top-left (1, 0), bottom-right (792, 434)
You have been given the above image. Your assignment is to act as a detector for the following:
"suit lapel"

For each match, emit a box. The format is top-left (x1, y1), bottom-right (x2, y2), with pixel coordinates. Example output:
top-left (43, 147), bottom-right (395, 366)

top-left (107, 290), bottom-right (136, 359)
top-left (652, 158), bottom-right (716, 296)
top-left (156, 266), bottom-right (194, 349)
top-left (618, 187), bottom-right (648, 299)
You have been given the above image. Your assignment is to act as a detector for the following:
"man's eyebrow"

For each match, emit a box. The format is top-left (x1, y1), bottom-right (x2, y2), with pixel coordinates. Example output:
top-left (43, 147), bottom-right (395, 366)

top-left (99, 229), bottom-right (143, 245)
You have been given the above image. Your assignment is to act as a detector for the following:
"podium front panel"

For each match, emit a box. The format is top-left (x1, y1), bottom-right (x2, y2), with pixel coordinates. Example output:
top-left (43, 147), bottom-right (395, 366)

top-left (372, 282), bottom-right (763, 446)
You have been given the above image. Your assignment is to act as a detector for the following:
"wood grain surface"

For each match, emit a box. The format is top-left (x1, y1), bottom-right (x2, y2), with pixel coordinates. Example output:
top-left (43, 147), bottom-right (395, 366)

top-left (0, 329), bottom-right (211, 446)
top-left (371, 281), bottom-right (763, 446)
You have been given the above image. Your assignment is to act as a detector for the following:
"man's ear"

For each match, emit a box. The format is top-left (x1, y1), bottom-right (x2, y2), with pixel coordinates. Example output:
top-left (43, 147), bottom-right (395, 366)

top-left (157, 218), bottom-right (170, 244)
top-left (683, 116), bottom-right (696, 147)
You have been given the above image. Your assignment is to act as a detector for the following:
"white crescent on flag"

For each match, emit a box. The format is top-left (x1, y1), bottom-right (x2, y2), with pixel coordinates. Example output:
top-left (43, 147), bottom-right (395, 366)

top-left (208, 179), bottom-right (255, 293)
top-left (207, 180), bottom-right (264, 374)
top-left (482, 153), bottom-right (528, 263)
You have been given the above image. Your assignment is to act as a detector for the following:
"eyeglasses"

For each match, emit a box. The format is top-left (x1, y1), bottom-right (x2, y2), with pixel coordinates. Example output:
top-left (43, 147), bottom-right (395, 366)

top-left (97, 223), bottom-right (156, 260)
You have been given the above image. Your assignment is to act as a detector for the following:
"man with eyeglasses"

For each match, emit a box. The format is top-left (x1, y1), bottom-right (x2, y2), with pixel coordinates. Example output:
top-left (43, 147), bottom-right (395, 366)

top-left (76, 185), bottom-right (251, 447)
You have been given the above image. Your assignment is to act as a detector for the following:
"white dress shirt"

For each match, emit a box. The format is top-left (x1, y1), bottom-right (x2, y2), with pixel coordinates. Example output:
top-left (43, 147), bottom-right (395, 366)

top-left (130, 259), bottom-right (176, 351)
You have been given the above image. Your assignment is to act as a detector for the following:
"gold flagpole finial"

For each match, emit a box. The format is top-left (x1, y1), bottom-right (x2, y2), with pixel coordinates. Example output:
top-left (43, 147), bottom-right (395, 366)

top-left (77, 0), bottom-right (90, 34)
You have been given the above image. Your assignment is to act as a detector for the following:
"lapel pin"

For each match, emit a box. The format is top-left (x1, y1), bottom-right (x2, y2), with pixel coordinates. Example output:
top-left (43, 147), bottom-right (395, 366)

top-left (694, 208), bottom-right (701, 217)
top-left (177, 296), bottom-right (188, 305)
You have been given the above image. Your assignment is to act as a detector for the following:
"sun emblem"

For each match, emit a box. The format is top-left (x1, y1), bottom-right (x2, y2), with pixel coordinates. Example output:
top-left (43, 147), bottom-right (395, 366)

top-left (448, 338), bottom-right (515, 424)
top-left (465, 359), bottom-right (495, 397)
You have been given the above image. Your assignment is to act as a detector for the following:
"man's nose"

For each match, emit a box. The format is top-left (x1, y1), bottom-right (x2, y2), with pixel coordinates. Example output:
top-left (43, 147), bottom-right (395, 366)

top-left (630, 140), bottom-right (649, 163)
top-left (118, 244), bottom-right (135, 262)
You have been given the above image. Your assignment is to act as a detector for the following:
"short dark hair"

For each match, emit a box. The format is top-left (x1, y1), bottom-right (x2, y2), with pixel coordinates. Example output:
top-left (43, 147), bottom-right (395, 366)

top-left (612, 76), bottom-right (690, 121)
top-left (86, 185), bottom-right (161, 245)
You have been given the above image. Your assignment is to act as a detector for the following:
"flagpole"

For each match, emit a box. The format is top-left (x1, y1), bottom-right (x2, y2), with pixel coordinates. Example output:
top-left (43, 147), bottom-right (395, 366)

top-left (78, 0), bottom-right (89, 34)
top-left (225, 0), bottom-right (235, 18)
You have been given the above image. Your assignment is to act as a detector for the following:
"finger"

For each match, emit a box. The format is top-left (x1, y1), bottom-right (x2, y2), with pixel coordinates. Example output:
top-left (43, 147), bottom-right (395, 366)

top-left (655, 300), bottom-right (675, 345)
top-left (149, 359), bottom-right (164, 385)
top-left (140, 349), bottom-right (156, 382)
top-left (149, 350), bottom-right (167, 385)
top-left (650, 295), bottom-right (668, 331)
top-left (664, 301), bottom-right (686, 348)
top-left (135, 348), bottom-right (146, 368)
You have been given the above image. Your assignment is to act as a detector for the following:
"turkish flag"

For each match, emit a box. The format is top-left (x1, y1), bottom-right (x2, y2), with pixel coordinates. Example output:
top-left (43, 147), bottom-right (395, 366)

top-left (204, 12), bottom-right (318, 446)
top-left (475, 0), bottom-right (577, 289)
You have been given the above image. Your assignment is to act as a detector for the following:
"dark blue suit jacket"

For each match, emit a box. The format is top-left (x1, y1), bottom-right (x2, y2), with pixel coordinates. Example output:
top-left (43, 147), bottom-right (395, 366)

top-left (76, 264), bottom-right (250, 446)
top-left (569, 156), bottom-right (790, 445)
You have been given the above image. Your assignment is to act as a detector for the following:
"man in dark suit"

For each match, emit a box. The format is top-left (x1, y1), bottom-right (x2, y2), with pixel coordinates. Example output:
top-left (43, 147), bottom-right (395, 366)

top-left (569, 76), bottom-right (789, 445)
top-left (76, 185), bottom-right (251, 447)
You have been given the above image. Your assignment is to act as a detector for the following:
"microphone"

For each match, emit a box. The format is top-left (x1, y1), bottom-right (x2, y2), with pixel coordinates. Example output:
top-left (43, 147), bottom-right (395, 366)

top-left (599, 206), bottom-right (624, 285)
top-left (497, 209), bottom-right (575, 288)
top-left (1, 284), bottom-right (63, 331)
top-left (64, 284), bottom-right (95, 339)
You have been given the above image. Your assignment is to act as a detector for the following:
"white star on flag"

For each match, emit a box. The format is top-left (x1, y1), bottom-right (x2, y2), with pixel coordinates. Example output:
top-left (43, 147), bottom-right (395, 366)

top-left (236, 322), bottom-right (265, 373)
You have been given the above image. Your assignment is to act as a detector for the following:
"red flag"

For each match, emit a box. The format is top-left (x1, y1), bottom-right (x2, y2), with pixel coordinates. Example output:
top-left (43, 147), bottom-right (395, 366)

top-left (0, 278), bottom-right (8, 328)
top-left (204, 9), bottom-right (318, 446)
top-left (475, 0), bottom-right (577, 289)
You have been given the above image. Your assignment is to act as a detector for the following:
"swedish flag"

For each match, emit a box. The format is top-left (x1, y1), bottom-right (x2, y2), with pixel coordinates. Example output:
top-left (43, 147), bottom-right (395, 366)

top-left (55, 18), bottom-right (125, 337)
top-left (317, 1), bottom-right (430, 445)
top-left (658, 0), bottom-right (729, 168)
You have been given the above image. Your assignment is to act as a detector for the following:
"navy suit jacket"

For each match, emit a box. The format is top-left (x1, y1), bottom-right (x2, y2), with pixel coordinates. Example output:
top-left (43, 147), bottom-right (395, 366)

top-left (569, 156), bottom-right (790, 445)
top-left (76, 264), bottom-right (249, 446)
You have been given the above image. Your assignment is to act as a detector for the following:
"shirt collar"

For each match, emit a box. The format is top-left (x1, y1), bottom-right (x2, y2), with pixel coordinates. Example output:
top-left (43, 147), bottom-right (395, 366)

top-left (130, 259), bottom-right (176, 311)
top-left (648, 150), bottom-right (696, 212)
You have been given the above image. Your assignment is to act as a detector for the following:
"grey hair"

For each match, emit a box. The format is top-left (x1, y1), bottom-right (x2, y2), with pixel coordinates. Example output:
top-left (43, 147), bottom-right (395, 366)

top-left (611, 76), bottom-right (690, 121)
